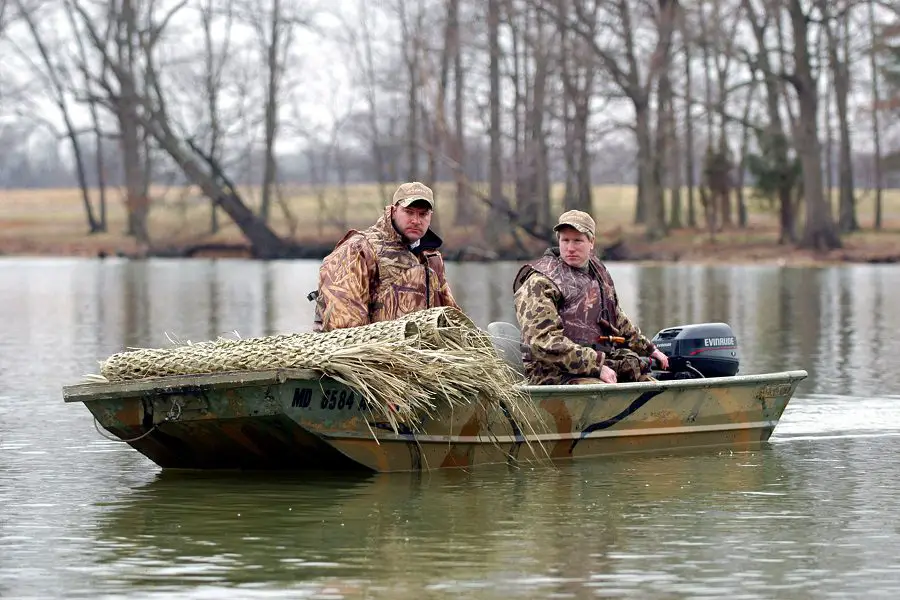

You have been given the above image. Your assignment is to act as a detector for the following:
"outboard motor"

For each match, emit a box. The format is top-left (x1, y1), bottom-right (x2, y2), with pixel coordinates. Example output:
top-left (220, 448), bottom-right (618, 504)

top-left (651, 322), bottom-right (739, 380)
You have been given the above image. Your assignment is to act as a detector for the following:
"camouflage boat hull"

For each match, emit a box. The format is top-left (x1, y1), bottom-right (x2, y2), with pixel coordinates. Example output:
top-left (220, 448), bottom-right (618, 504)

top-left (62, 368), bottom-right (808, 472)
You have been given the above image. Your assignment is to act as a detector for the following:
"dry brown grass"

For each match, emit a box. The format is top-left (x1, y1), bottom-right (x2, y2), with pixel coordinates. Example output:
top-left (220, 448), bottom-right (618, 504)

top-left (1, 183), bottom-right (899, 262)
top-left (93, 305), bottom-right (548, 453)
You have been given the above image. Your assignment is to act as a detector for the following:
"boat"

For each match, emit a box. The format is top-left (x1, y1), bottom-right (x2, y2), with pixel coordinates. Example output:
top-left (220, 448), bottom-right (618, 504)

top-left (62, 321), bottom-right (808, 472)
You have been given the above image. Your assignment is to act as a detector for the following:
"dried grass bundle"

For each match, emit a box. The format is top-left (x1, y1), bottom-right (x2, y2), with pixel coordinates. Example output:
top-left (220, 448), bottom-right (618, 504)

top-left (95, 308), bottom-right (545, 444)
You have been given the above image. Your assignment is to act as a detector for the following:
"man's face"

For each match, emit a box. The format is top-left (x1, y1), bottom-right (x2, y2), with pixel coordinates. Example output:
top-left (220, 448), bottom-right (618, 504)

top-left (392, 203), bottom-right (433, 242)
top-left (558, 227), bottom-right (594, 268)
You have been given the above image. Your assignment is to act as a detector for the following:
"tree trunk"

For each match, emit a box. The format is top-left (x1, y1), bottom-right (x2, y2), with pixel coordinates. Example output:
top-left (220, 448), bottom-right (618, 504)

top-left (683, 29), bottom-right (696, 228)
top-left (575, 95), bottom-right (592, 212)
top-left (742, 0), bottom-right (796, 243)
top-left (698, 2), bottom-right (716, 141)
top-left (560, 14), bottom-right (593, 215)
top-left (643, 0), bottom-right (676, 240)
top-left (562, 92), bottom-right (577, 211)
top-left (450, 0), bottom-right (473, 226)
top-left (516, 9), bottom-right (551, 232)
top-left (824, 65), bottom-right (834, 204)
top-left (736, 86), bottom-right (754, 229)
top-left (511, 7), bottom-right (523, 191)
top-left (68, 128), bottom-right (99, 234)
top-left (487, 0), bottom-right (505, 242)
top-left (172, 139), bottom-right (288, 258)
top-left (260, 0), bottom-right (281, 224)
top-left (637, 103), bottom-right (664, 240)
top-left (868, 0), bottom-right (884, 230)
top-left (669, 88), bottom-right (683, 229)
top-left (655, 69), bottom-right (672, 229)
top-left (533, 66), bottom-right (551, 231)
top-left (200, 0), bottom-right (224, 234)
top-left (710, 0), bottom-right (741, 229)
top-left (18, 0), bottom-right (101, 234)
top-left (118, 0), bottom-right (151, 249)
top-left (94, 126), bottom-right (108, 232)
top-left (825, 8), bottom-right (857, 233)
top-left (401, 1), bottom-right (419, 181)
top-left (359, 0), bottom-right (389, 202)
top-left (67, 1), bottom-right (108, 232)
top-left (788, 0), bottom-right (841, 251)
top-left (430, 0), bottom-right (457, 189)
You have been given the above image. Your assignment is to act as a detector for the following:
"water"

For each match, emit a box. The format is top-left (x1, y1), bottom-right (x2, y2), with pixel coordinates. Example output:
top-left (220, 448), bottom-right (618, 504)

top-left (2, 258), bottom-right (900, 599)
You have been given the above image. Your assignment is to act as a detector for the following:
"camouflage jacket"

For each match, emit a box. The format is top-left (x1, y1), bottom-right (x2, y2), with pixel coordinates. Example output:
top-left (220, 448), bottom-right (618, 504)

top-left (313, 206), bottom-right (460, 331)
top-left (512, 248), bottom-right (656, 384)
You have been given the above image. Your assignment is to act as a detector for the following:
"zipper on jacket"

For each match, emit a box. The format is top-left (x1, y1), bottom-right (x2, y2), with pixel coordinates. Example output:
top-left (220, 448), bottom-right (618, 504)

top-left (424, 255), bottom-right (432, 308)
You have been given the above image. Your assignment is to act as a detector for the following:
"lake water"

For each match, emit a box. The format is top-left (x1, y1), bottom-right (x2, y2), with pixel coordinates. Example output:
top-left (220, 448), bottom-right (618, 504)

top-left (2, 258), bottom-right (900, 599)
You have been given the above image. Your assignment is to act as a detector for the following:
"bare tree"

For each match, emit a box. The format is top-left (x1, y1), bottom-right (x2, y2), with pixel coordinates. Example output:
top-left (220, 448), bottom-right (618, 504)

top-left (820, 0), bottom-right (858, 233)
top-left (653, 0), bottom-right (679, 231)
top-left (823, 44), bottom-right (834, 198)
top-left (681, 14), bottom-right (697, 228)
top-left (69, 0), bottom-right (292, 258)
top-left (559, 0), bottom-right (595, 215)
top-left (449, 0), bottom-right (475, 226)
top-left (785, 0), bottom-right (841, 251)
top-left (735, 79), bottom-right (758, 227)
top-left (666, 90), bottom-right (684, 229)
top-left (509, 0), bottom-right (551, 232)
top-left (247, 0), bottom-right (304, 224)
top-left (742, 0), bottom-right (798, 243)
top-left (558, 0), bottom-right (675, 241)
top-left (98, 0), bottom-right (160, 248)
top-left (695, 0), bottom-right (742, 228)
top-left (12, 0), bottom-right (102, 234)
top-left (197, 0), bottom-right (237, 234)
top-left (486, 0), bottom-right (506, 240)
top-left (430, 0), bottom-right (455, 188)
top-left (398, 0), bottom-right (425, 182)
top-left (62, 2), bottom-right (109, 232)
top-left (868, 0), bottom-right (885, 229)
top-left (343, 0), bottom-right (391, 203)
top-left (15, 0), bottom-right (900, 260)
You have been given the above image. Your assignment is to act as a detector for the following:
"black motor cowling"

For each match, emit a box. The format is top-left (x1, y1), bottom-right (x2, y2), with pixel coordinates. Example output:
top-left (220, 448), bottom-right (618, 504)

top-left (650, 322), bottom-right (739, 380)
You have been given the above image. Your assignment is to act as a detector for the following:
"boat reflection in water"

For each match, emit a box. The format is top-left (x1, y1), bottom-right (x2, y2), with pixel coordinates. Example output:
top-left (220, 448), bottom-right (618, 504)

top-left (91, 445), bottom-right (798, 597)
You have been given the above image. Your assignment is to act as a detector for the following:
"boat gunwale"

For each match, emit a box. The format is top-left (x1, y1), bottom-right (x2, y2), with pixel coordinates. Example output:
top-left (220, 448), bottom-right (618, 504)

top-left (61, 368), bottom-right (322, 402)
top-left (62, 368), bottom-right (808, 404)
top-left (524, 369), bottom-right (808, 395)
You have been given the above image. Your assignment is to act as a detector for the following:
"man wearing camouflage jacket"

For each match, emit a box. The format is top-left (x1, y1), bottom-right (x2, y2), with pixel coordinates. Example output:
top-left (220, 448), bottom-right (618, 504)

top-left (513, 210), bottom-right (669, 385)
top-left (312, 182), bottom-right (460, 332)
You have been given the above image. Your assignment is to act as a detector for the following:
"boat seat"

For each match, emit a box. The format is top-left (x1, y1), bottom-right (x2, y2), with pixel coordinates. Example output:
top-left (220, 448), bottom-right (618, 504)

top-left (486, 321), bottom-right (525, 377)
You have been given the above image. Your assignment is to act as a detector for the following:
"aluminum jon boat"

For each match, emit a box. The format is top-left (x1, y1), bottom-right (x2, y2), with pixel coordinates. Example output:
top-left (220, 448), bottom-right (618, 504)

top-left (62, 321), bottom-right (807, 472)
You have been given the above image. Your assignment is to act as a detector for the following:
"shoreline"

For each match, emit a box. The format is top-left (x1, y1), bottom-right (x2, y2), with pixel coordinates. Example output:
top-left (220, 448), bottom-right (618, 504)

top-left (2, 227), bottom-right (899, 266)
top-left (3, 184), bottom-right (898, 266)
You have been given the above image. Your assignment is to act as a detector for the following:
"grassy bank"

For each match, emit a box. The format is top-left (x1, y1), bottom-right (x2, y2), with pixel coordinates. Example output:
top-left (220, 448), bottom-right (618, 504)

top-left (1, 183), bottom-right (899, 263)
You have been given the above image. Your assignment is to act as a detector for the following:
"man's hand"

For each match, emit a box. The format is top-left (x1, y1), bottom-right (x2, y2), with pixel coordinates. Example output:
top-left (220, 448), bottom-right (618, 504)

top-left (600, 364), bottom-right (617, 383)
top-left (650, 349), bottom-right (669, 370)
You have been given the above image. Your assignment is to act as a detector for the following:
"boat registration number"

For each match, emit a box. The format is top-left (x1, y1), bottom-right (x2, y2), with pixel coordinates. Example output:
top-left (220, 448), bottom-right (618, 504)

top-left (290, 387), bottom-right (368, 412)
top-left (757, 383), bottom-right (793, 399)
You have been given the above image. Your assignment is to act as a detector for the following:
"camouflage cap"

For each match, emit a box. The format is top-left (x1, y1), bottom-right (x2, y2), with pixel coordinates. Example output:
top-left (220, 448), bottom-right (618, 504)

top-left (553, 209), bottom-right (595, 238)
top-left (392, 182), bottom-right (434, 208)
